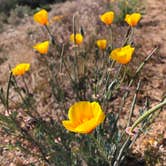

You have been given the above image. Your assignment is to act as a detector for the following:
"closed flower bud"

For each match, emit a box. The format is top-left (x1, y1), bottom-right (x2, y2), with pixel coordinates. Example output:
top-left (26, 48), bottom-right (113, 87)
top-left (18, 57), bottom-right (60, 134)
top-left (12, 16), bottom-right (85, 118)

top-left (96, 39), bottom-right (107, 50)
top-left (70, 33), bottom-right (83, 45)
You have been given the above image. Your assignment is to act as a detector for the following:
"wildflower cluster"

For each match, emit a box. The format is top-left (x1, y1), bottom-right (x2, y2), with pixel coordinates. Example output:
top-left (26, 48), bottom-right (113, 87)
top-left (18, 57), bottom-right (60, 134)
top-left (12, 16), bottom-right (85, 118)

top-left (0, 4), bottom-right (165, 166)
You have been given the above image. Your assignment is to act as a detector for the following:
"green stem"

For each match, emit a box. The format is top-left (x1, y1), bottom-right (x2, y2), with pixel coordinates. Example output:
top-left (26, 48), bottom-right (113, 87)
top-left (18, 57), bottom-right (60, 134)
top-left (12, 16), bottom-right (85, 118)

top-left (113, 137), bottom-right (131, 166)
top-left (115, 65), bottom-right (127, 90)
top-left (131, 99), bottom-right (166, 131)
top-left (101, 59), bottom-right (115, 96)
top-left (110, 26), bottom-right (113, 49)
top-left (127, 80), bottom-right (141, 127)
top-left (63, 59), bottom-right (74, 82)
top-left (115, 47), bottom-right (158, 123)
top-left (22, 76), bottom-right (29, 95)
top-left (6, 72), bottom-right (12, 112)
top-left (94, 57), bottom-right (98, 97)
top-left (5, 74), bottom-right (49, 163)
top-left (44, 25), bottom-right (55, 45)
top-left (110, 60), bottom-right (116, 69)
top-left (90, 134), bottom-right (108, 163)
top-left (101, 50), bottom-right (105, 69)
top-left (122, 27), bottom-right (131, 46)
top-left (74, 46), bottom-right (79, 82)
top-left (72, 15), bottom-right (79, 82)
top-left (128, 27), bottom-right (134, 45)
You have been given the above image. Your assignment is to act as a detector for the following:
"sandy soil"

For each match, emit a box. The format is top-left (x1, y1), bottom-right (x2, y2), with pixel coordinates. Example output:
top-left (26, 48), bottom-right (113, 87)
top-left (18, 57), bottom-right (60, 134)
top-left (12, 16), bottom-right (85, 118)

top-left (131, 0), bottom-right (166, 164)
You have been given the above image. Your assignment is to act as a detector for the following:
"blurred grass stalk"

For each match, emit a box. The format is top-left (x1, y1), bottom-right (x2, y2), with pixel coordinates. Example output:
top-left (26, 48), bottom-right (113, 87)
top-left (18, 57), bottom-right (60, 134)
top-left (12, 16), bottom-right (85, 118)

top-left (131, 99), bottom-right (166, 131)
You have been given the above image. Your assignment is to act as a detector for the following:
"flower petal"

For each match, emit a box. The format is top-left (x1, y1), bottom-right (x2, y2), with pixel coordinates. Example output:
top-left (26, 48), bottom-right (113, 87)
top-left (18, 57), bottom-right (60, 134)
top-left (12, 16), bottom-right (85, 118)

top-left (68, 101), bottom-right (93, 124)
top-left (62, 120), bottom-right (78, 132)
top-left (33, 9), bottom-right (48, 25)
top-left (125, 13), bottom-right (141, 27)
top-left (75, 118), bottom-right (99, 133)
top-left (33, 41), bottom-right (49, 54)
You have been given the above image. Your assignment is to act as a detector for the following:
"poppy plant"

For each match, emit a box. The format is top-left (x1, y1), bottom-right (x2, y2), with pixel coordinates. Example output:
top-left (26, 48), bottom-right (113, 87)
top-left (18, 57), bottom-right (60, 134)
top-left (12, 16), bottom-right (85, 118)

top-left (100, 11), bottom-right (114, 25)
top-left (96, 39), bottom-right (107, 50)
top-left (110, 45), bottom-right (135, 64)
top-left (33, 9), bottom-right (49, 25)
top-left (70, 33), bottom-right (83, 45)
top-left (11, 63), bottom-right (30, 76)
top-left (33, 41), bottom-right (49, 54)
top-left (125, 13), bottom-right (141, 27)
top-left (62, 101), bottom-right (105, 134)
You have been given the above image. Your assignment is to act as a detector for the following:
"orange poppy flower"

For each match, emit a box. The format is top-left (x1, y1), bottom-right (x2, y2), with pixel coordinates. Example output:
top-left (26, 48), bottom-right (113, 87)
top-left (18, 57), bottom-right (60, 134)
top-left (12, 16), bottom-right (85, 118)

top-left (62, 101), bottom-right (105, 134)
top-left (33, 41), bottom-right (49, 54)
top-left (110, 45), bottom-right (135, 64)
top-left (11, 63), bottom-right (30, 76)
top-left (125, 13), bottom-right (141, 27)
top-left (96, 39), bottom-right (107, 50)
top-left (70, 33), bottom-right (83, 45)
top-left (33, 9), bottom-right (49, 25)
top-left (100, 11), bottom-right (114, 25)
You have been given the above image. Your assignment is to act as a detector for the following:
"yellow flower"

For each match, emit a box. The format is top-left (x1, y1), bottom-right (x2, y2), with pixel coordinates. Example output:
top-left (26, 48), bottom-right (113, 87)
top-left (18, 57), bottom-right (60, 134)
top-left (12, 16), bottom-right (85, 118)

top-left (96, 39), bottom-right (107, 50)
top-left (11, 63), bottom-right (30, 76)
top-left (125, 13), bottom-right (141, 27)
top-left (110, 45), bottom-right (135, 64)
top-left (70, 33), bottom-right (83, 45)
top-left (62, 101), bottom-right (105, 134)
top-left (100, 11), bottom-right (114, 25)
top-left (33, 9), bottom-right (48, 25)
top-left (33, 41), bottom-right (49, 54)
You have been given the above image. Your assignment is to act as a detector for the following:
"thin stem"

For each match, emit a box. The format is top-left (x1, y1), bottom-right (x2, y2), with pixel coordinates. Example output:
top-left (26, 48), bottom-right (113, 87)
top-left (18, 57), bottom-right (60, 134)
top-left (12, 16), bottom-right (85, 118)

top-left (101, 50), bottom-right (105, 69)
top-left (115, 64), bottom-right (122, 80)
top-left (135, 48), bottom-right (158, 77)
top-left (73, 14), bottom-right (76, 44)
top-left (128, 27), bottom-right (134, 45)
top-left (6, 72), bottom-right (12, 113)
top-left (127, 80), bottom-right (141, 127)
top-left (72, 14), bottom-right (79, 82)
top-left (110, 26), bottom-right (113, 49)
top-left (22, 76), bottom-right (29, 95)
top-left (115, 65), bottom-right (127, 90)
top-left (44, 25), bottom-right (55, 45)
top-left (116, 47), bottom-right (158, 122)
top-left (101, 59), bottom-right (115, 95)
top-left (110, 60), bottom-right (116, 69)
top-left (113, 137), bottom-right (131, 166)
top-left (59, 44), bottom-right (65, 73)
top-left (74, 46), bottom-right (79, 82)
top-left (12, 75), bottom-right (41, 118)
top-left (131, 99), bottom-right (166, 131)
top-left (63, 59), bottom-right (75, 82)
top-left (5, 74), bottom-right (50, 163)
top-left (90, 134), bottom-right (108, 163)
top-left (122, 27), bottom-right (131, 46)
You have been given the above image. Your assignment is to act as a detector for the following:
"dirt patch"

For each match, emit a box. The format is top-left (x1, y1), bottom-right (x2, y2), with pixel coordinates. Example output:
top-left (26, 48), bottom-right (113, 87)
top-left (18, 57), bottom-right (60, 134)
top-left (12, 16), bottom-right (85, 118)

top-left (132, 0), bottom-right (166, 164)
